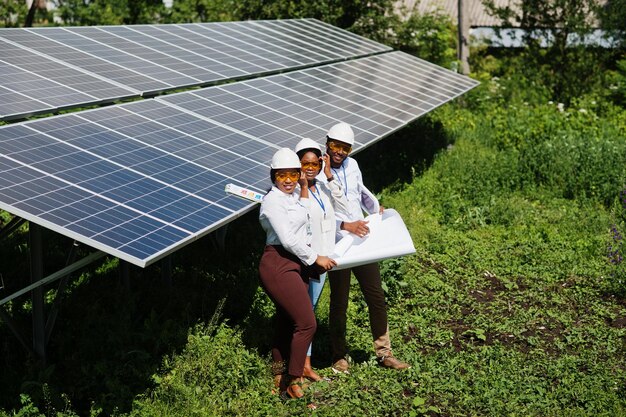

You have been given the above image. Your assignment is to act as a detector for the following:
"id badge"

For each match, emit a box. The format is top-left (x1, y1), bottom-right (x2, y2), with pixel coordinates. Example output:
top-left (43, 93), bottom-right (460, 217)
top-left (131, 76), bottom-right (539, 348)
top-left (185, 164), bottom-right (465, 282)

top-left (321, 217), bottom-right (333, 233)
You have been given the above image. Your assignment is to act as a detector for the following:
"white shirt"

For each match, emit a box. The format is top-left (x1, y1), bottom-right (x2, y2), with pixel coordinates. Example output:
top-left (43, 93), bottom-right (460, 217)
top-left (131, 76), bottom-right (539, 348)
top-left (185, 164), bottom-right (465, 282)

top-left (259, 186), bottom-right (317, 266)
top-left (330, 157), bottom-right (380, 223)
top-left (296, 178), bottom-right (349, 256)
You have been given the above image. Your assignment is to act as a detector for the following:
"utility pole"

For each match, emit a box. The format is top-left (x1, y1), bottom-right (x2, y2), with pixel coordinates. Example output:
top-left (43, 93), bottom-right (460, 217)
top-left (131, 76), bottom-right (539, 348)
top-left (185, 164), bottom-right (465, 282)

top-left (458, 0), bottom-right (470, 74)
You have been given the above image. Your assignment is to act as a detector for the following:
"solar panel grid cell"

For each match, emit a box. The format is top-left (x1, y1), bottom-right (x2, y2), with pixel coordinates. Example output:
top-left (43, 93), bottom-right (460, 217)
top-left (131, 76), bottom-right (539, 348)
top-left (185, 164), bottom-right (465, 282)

top-left (1, 29), bottom-right (168, 93)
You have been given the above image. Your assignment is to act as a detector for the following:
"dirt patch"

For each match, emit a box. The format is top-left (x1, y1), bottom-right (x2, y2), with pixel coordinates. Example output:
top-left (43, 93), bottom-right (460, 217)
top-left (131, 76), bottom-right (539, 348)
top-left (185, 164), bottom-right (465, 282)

top-left (611, 316), bottom-right (626, 328)
top-left (419, 257), bottom-right (448, 275)
top-left (483, 271), bottom-right (506, 291)
top-left (469, 288), bottom-right (495, 302)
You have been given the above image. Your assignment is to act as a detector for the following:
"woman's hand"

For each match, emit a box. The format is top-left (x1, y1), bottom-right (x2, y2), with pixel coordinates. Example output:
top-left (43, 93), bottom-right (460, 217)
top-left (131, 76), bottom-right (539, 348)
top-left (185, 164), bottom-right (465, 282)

top-left (298, 170), bottom-right (308, 188)
top-left (315, 255), bottom-right (337, 271)
top-left (341, 220), bottom-right (370, 238)
top-left (322, 154), bottom-right (332, 179)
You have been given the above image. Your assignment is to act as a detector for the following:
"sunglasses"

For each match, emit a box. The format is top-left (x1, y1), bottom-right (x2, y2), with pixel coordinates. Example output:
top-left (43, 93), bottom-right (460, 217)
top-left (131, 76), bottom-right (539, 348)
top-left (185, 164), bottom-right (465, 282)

top-left (301, 161), bottom-right (321, 170)
top-left (327, 140), bottom-right (352, 154)
top-left (275, 170), bottom-right (301, 182)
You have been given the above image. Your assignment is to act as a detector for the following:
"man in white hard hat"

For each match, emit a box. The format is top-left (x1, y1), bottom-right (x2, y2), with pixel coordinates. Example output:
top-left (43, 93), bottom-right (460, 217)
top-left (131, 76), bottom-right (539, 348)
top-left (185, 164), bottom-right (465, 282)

top-left (324, 122), bottom-right (410, 371)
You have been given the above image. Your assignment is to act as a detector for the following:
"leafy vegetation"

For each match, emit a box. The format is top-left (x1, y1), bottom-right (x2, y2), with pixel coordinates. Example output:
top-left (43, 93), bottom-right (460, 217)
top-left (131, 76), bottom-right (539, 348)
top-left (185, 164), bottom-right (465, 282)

top-left (2, 0), bottom-right (626, 415)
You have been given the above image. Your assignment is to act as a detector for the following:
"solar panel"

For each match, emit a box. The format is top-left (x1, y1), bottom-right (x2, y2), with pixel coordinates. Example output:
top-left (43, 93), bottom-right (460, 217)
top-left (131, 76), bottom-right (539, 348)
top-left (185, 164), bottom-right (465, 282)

top-left (159, 51), bottom-right (478, 152)
top-left (0, 19), bottom-right (391, 121)
top-left (0, 104), bottom-right (270, 265)
top-left (0, 50), bottom-right (477, 267)
top-left (0, 38), bottom-right (136, 120)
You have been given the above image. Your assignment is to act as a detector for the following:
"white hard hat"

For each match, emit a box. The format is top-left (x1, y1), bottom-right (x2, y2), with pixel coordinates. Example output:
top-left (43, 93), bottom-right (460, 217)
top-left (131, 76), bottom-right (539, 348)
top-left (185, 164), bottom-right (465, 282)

top-left (326, 122), bottom-right (354, 145)
top-left (270, 148), bottom-right (301, 169)
top-left (294, 138), bottom-right (321, 156)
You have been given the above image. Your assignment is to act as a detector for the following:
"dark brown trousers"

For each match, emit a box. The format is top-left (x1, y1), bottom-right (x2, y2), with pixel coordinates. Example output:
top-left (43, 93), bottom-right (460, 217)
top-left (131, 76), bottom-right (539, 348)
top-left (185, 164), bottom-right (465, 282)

top-left (328, 262), bottom-right (391, 360)
top-left (259, 245), bottom-right (317, 377)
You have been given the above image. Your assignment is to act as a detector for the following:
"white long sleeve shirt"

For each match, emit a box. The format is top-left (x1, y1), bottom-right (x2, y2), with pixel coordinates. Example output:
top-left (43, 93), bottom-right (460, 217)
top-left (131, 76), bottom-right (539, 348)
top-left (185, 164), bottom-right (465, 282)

top-left (259, 186), bottom-right (317, 266)
top-left (330, 157), bottom-right (380, 223)
top-left (296, 178), bottom-right (350, 256)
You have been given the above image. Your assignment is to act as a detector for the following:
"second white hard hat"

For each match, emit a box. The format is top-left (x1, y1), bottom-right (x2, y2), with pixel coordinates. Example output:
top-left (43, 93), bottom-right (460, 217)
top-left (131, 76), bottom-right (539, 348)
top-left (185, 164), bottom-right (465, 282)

top-left (294, 137), bottom-right (321, 155)
top-left (326, 122), bottom-right (354, 145)
top-left (270, 148), bottom-right (301, 169)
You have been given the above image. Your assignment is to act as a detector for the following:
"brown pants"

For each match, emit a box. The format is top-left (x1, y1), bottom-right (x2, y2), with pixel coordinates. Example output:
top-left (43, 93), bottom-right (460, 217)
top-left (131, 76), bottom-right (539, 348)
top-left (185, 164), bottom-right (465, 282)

top-left (259, 245), bottom-right (317, 377)
top-left (328, 262), bottom-right (391, 360)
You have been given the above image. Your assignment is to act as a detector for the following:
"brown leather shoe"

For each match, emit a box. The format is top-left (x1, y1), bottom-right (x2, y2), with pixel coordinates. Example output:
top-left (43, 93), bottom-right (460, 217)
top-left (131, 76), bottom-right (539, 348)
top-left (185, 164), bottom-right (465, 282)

top-left (331, 358), bottom-right (350, 374)
top-left (378, 356), bottom-right (410, 370)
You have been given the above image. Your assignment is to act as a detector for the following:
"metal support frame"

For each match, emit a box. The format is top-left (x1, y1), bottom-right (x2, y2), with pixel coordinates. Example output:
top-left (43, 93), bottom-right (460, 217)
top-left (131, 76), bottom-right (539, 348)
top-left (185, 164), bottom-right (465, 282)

top-left (1, 225), bottom-right (106, 361)
top-left (0, 250), bottom-right (106, 307)
top-left (0, 215), bottom-right (26, 240)
top-left (30, 223), bottom-right (46, 363)
top-left (45, 241), bottom-right (79, 345)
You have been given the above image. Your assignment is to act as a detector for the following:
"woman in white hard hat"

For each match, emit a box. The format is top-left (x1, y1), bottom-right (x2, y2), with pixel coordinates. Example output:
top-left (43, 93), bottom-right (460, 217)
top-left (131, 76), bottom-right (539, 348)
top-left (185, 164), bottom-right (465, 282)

top-left (293, 138), bottom-right (349, 382)
top-left (324, 122), bottom-right (410, 372)
top-left (258, 148), bottom-right (336, 400)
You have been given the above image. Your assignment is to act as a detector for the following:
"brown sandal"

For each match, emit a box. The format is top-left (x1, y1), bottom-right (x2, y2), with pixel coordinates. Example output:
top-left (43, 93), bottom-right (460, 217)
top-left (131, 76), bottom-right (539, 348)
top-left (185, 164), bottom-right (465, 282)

top-left (271, 373), bottom-right (288, 395)
top-left (280, 376), bottom-right (307, 400)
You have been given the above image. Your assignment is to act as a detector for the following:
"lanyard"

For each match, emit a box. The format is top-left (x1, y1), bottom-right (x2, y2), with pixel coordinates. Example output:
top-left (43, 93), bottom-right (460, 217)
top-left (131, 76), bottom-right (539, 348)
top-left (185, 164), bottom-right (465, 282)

top-left (332, 164), bottom-right (348, 197)
top-left (309, 184), bottom-right (326, 218)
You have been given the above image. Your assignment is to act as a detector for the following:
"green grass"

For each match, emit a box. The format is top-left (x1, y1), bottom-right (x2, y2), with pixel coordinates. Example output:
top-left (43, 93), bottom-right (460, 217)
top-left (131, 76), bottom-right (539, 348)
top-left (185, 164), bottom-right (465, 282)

top-left (101, 179), bottom-right (626, 417)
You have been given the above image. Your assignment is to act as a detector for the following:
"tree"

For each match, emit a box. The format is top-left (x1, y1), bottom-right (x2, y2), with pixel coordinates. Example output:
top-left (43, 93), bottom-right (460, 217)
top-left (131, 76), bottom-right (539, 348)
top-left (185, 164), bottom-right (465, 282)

top-left (0, 0), bottom-right (29, 27)
top-left (484, 0), bottom-right (607, 102)
top-left (161, 0), bottom-right (237, 23)
top-left (599, 0), bottom-right (626, 51)
top-left (52, 0), bottom-right (164, 25)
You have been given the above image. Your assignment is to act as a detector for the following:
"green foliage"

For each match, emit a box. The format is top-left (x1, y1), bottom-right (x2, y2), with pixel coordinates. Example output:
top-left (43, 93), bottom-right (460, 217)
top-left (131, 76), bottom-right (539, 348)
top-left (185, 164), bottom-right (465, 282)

top-left (0, 0), bottom-right (27, 27)
top-left (608, 56), bottom-right (626, 106)
top-left (354, 5), bottom-right (457, 67)
top-left (599, 0), bottom-right (626, 50)
top-left (607, 190), bottom-right (626, 294)
top-left (129, 322), bottom-right (275, 417)
top-left (484, 0), bottom-right (611, 102)
top-left (52, 0), bottom-right (165, 25)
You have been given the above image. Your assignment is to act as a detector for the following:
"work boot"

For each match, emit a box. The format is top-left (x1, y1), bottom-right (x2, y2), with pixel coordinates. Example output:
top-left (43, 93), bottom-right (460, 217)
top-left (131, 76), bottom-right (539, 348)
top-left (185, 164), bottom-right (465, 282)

top-left (378, 355), bottom-right (410, 370)
top-left (331, 358), bottom-right (350, 374)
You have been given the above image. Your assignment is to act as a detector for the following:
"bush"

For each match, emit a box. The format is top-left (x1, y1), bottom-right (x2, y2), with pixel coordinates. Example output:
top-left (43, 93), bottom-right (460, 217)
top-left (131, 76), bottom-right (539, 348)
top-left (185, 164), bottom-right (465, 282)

top-left (130, 322), bottom-right (275, 417)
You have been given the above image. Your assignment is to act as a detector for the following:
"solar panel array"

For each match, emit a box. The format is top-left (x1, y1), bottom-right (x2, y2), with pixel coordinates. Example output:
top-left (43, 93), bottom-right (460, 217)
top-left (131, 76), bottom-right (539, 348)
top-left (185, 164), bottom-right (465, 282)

top-left (0, 19), bottom-right (391, 121)
top-left (0, 49), bottom-right (478, 267)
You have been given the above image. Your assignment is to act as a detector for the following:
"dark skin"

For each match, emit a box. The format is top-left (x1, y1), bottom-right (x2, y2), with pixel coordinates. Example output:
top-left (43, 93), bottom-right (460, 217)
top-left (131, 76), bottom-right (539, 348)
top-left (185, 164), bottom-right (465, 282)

top-left (326, 140), bottom-right (385, 238)
top-left (297, 150), bottom-right (335, 383)
top-left (274, 168), bottom-right (336, 271)
top-left (299, 151), bottom-right (333, 189)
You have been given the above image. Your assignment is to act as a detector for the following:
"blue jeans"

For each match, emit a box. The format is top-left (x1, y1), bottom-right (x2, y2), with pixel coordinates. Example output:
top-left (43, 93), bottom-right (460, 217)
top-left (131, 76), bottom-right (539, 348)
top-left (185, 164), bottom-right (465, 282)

top-left (307, 272), bottom-right (326, 356)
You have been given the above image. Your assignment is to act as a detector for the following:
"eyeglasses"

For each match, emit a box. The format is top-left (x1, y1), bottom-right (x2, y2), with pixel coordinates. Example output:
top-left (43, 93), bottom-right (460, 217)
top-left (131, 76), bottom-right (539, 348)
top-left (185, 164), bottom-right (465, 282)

top-left (274, 170), bottom-right (300, 182)
top-left (301, 161), bottom-right (321, 170)
top-left (327, 140), bottom-right (352, 154)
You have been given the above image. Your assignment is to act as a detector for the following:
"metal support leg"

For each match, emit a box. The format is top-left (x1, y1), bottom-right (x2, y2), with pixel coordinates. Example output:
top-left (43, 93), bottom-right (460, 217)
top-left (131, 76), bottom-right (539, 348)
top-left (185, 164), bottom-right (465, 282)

top-left (45, 241), bottom-right (78, 344)
top-left (29, 223), bottom-right (46, 365)
top-left (0, 216), bottom-right (26, 240)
